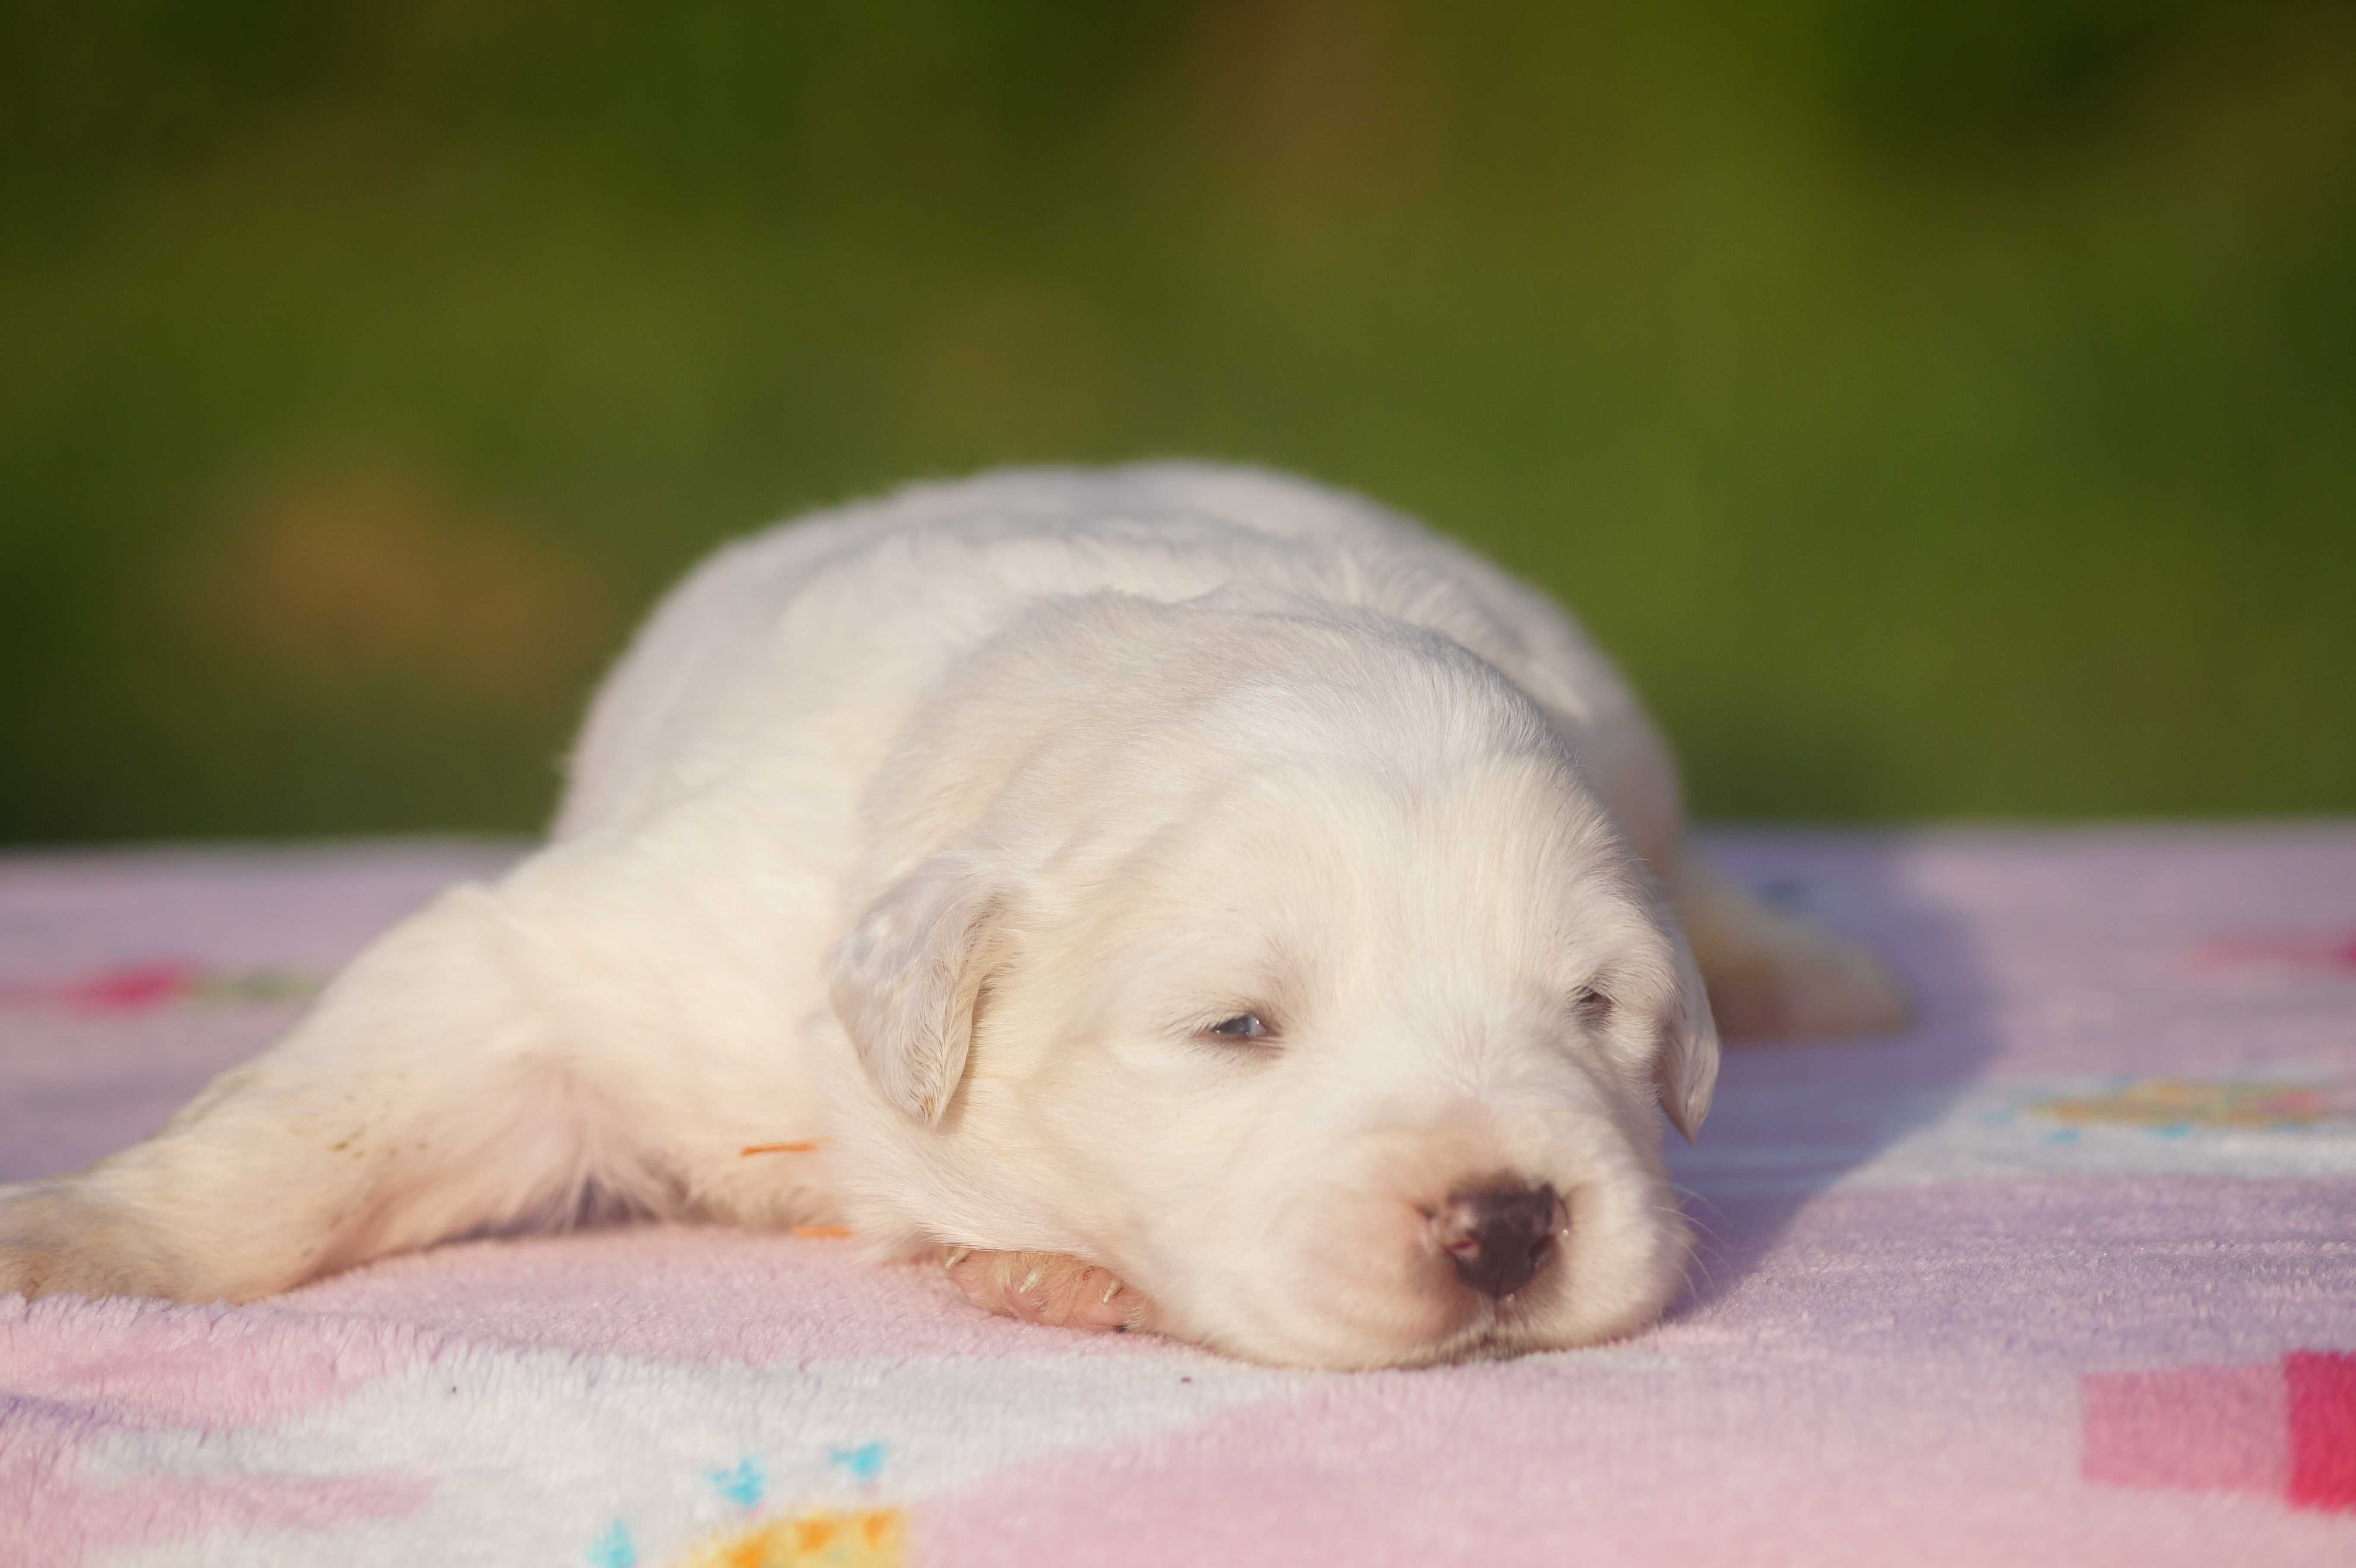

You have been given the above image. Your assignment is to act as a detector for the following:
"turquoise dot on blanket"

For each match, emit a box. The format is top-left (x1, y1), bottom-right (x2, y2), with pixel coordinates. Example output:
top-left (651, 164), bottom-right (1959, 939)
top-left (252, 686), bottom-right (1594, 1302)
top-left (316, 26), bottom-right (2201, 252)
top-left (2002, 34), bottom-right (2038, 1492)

top-left (830, 1440), bottom-right (889, 1483)
top-left (585, 1520), bottom-right (635, 1568)
top-left (707, 1455), bottom-right (766, 1508)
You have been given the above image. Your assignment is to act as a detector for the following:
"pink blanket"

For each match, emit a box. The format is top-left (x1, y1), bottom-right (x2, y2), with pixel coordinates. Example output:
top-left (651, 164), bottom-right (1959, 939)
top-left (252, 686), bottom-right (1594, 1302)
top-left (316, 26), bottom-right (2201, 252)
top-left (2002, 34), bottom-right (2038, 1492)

top-left (4, 830), bottom-right (2353, 1566)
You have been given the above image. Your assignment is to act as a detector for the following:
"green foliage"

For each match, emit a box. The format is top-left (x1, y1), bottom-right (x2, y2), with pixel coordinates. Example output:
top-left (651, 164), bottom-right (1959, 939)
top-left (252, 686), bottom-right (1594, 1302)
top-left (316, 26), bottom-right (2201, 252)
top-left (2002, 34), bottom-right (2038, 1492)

top-left (2, 0), bottom-right (2351, 838)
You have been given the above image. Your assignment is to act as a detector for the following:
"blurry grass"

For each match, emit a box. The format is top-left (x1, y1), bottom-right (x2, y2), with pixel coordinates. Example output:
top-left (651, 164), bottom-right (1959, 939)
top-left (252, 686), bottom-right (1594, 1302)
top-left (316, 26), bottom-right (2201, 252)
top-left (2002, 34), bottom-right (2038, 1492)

top-left (1, 0), bottom-right (2351, 840)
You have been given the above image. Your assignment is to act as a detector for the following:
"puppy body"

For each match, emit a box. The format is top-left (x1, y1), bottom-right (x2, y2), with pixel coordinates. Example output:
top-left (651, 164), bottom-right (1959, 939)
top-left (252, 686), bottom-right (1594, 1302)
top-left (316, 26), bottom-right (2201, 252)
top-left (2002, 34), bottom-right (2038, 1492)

top-left (0, 464), bottom-right (1903, 1366)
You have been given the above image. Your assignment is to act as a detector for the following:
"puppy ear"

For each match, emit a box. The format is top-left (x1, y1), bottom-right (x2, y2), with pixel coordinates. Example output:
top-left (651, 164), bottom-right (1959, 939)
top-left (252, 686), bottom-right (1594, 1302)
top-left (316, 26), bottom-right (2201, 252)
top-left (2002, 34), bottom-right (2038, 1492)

top-left (830, 854), bottom-right (1007, 1125)
top-left (1651, 912), bottom-right (1721, 1144)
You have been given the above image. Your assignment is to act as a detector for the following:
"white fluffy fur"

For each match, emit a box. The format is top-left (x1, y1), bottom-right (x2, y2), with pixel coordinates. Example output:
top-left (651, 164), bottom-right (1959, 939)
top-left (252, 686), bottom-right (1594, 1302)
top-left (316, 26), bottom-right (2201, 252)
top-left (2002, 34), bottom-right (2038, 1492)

top-left (0, 464), bottom-right (1905, 1367)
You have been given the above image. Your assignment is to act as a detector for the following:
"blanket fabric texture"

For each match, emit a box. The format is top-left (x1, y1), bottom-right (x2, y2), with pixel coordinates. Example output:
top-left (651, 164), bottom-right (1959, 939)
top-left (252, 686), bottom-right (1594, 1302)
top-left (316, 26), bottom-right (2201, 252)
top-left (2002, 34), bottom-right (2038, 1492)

top-left (2, 828), bottom-right (2352, 1566)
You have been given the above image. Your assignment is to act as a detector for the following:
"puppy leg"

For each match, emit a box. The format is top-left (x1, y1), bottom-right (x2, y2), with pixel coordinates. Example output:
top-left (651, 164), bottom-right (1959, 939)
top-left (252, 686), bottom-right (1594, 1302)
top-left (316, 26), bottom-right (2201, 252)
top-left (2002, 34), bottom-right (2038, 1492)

top-left (1669, 852), bottom-right (1910, 1039)
top-left (0, 882), bottom-right (651, 1302)
top-left (941, 1247), bottom-right (1154, 1333)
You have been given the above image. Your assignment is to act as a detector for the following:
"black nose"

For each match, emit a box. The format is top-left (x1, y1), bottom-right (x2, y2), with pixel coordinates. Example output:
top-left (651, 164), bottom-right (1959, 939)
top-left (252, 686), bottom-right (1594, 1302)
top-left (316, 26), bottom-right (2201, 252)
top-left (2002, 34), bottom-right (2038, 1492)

top-left (1438, 1182), bottom-right (1561, 1299)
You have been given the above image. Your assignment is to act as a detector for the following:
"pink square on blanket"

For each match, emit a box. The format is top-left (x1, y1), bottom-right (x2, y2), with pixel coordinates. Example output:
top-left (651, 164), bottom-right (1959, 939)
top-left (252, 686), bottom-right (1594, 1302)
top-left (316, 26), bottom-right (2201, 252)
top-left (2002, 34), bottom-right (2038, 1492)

top-left (2079, 1364), bottom-right (2287, 1495)
top-left (2084, 1353), bottom-right (2356, 1512)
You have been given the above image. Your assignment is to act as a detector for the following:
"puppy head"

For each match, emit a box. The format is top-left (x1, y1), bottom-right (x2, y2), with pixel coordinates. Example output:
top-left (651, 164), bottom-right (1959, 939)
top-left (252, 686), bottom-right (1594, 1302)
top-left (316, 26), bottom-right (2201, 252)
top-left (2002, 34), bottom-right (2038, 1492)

top-left (825, 605), bottom-right (1716, 1367)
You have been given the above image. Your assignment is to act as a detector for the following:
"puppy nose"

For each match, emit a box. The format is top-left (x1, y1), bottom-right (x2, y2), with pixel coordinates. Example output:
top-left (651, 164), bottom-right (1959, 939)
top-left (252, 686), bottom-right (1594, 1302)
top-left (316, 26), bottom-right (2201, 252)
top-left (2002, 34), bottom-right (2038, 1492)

top-left (1437, 1182), bottom-right (1560, 1299)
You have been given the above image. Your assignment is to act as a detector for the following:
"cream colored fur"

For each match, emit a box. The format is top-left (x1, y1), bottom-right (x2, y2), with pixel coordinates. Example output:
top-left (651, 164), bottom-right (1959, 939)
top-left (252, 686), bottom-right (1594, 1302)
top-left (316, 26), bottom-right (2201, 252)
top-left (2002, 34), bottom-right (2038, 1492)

top-left (0, 464), bottom-right (1905, 1367)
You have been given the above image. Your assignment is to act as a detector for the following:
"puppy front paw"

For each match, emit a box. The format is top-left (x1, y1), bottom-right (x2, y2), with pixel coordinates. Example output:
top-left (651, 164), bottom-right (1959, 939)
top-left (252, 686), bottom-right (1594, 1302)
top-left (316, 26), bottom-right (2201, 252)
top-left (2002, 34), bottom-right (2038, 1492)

top-left (941, 1246), bottom-right (1154, 1333)
top-left (1705, 919), bottom-right (1910, 1039)
top-left (0, 1182), bottom-right (189, 1302)
top-left (1675, 866), bottom-right (1911, 1040)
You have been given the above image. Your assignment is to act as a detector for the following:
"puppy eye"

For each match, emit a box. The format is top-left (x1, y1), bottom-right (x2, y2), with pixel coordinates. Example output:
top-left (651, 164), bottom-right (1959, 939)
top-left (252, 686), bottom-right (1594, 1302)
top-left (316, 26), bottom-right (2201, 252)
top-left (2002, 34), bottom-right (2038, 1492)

top-left (1572, 986), bottom-right (1613, 1025)
top-left (1206, 1013), bottom-right (1270, 1041)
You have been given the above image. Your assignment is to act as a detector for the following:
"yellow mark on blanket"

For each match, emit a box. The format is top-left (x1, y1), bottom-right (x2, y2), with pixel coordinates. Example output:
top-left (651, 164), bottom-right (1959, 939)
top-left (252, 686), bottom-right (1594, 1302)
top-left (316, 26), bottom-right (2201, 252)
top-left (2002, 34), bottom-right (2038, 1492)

top-left (675, 1507), bottom-right (905, 1568)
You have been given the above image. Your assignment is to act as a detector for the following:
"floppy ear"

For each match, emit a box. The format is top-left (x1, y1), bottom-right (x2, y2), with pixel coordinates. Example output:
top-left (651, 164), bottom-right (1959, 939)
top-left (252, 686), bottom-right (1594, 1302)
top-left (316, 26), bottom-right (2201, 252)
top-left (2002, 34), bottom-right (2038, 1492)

top-left (1651, 912), bottom-right (1721, 1143)
top-left (830, 854), bottom-right (1007, 1125)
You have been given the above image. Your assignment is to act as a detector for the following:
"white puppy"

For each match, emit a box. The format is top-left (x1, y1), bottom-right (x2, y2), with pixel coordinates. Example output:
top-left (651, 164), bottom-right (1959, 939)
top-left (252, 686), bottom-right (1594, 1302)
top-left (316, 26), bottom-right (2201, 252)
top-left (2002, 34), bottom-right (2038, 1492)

top-left (0, 464), bottom-right (1904, 1368)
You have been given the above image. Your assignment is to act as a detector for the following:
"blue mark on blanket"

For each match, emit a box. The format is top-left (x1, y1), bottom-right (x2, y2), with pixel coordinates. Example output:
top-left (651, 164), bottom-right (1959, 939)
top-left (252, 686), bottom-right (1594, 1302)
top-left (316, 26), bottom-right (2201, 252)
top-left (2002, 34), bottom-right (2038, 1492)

top-left (2044, 1127), bottom-right (2081, 1144)
top-left (586, 1519), bottom-right (636, 1568)
top-left (830, 1440), bottom-right (889, 1484)
top-left (708, 1454), bottom-right (767, 1509)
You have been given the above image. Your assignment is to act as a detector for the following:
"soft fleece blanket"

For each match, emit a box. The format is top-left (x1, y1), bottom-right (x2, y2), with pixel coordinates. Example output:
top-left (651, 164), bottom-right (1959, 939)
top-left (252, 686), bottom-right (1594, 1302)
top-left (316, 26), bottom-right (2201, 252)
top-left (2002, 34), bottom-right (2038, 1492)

top-left (2, 828), bottom-right (2352, 1567)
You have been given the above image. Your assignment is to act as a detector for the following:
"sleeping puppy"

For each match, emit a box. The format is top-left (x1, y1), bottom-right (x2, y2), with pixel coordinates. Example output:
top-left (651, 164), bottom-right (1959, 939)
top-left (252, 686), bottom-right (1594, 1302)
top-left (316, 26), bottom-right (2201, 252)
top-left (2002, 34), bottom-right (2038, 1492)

top-left (0, 464), bottom-right (1906, 1368)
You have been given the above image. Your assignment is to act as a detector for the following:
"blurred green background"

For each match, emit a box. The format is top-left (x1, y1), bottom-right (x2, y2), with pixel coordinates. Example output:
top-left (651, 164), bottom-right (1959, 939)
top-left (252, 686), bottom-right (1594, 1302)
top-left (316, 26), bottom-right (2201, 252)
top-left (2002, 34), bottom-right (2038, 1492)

top-left (3, 0), bottom-right (2351, 841)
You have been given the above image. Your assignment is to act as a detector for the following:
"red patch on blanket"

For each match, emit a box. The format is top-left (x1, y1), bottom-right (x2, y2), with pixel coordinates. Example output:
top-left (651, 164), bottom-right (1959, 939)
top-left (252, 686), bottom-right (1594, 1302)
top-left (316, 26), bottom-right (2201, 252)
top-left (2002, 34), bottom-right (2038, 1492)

top-left (0, 959), bottom-right (317, 1012)
top-left (2288, 1352), bottom-right (2356, 1512)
